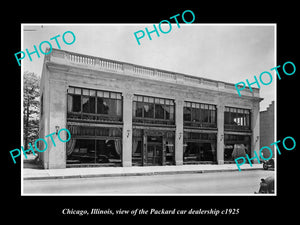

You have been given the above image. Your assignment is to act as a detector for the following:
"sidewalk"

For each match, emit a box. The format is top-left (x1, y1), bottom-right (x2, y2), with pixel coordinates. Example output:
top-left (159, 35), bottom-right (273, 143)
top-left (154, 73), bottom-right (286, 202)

top-left (23, 156), bottom-right (263, 180)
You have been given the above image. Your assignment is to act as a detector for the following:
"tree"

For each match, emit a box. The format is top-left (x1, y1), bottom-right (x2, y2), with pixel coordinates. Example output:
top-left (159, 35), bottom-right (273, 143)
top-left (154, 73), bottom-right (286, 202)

top-left (23, 71), bottom-right (40, 151)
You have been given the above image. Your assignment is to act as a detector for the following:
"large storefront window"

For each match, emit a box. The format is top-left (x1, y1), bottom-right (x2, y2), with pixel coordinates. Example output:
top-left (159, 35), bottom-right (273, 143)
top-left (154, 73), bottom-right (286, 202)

top-left (67, 139), bottom-right (121, 164)
top-left (165, 135), bottom-right (175, 165)
top-left (224, 107), bottom-right (250, 131)
top-left (132, 129), bottom-right (143, 166)
top-left (224, 134), bottom-right (251, 162)
top-left (66, 125), bottom-right (122, 166)
top-left (67, 87), bottom-right (122, 122)
top-left (133, 95), bottom-right (175, 125)
top-left (183, 132), bottom-right (217, 164)
top-left (184, 102), bottom-right (217, 128)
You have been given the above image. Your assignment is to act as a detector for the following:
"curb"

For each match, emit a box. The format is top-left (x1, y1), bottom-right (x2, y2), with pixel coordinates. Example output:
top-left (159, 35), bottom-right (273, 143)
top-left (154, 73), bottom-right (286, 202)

top-left (23, 167), bottom-right (263, 180)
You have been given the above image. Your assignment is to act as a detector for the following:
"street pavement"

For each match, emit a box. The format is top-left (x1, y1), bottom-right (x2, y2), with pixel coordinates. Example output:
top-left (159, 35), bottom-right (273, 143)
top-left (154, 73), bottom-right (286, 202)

top-left (23, 170), bottom-right (274, 195)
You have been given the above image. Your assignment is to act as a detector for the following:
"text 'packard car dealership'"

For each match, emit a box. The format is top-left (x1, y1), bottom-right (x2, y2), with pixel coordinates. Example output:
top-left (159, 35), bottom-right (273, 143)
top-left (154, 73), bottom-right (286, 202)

top-left (38, 48), bottom-right (263, 169)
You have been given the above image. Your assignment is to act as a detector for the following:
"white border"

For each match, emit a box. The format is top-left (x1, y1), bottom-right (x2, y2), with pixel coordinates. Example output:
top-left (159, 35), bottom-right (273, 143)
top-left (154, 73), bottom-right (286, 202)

top-left (20, 23), bottom-right (277, 196)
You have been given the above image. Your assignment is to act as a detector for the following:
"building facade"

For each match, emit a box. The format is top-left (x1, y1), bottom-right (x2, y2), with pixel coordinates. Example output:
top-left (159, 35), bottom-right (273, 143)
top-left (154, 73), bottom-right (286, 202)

top-left (39, 48), bottom-right (262, 169)
top-left (260, 101), bottom-right (275, 159)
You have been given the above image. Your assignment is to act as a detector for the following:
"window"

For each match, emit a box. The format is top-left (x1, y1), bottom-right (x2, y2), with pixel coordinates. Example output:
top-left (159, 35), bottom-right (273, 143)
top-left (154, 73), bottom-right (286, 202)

top-left (210, 106), bottom-right (216, 123)
top-left (67, 87), bottom-right (122, 120)
top-left (184, 101), bottom-right (216, 126)
top-left (143, 102), bottom-right (154, 118)
top-left (82, 96), bottom-right (95, 113)
top-left (224, 134), bottom-right (251, 161)
top-left (97, 97), bottom-right (109, 114)
top-left (134, 102), bottom-right (143, 117)
top-left (165, 105), bottom-right (174, 120)
top-left (97, 98), bottom-right (122, 116)
top-left (68, 95), bottom-right (81, 112)
top-left (184, 104), bottom-right (191, 121)
top-left (67, 139), bottom-right (122, 165)
top-left (155, 104), bottom-right (165, 119)
top-left (224, 107), bottom-right (250, 128)
top-left (183, 132), bottom-right (217, 163)
top-left (191, 105), bottom-right (200, 122)
top-left (133, 95), bottom-right (175, 122)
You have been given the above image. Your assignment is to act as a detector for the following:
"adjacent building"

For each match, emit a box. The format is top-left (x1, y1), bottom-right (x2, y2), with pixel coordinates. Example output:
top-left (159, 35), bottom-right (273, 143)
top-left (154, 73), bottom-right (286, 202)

top-left (38, 48), bottom-right (263, 169)
top-left (260, 101), bottom-right (275, 159)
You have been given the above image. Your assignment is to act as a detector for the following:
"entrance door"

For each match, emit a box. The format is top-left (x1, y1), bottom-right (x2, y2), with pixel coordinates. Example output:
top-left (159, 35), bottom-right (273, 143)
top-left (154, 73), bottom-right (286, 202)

top-left (146, 136), bottom-right (163, 166)
top-left (147, 144), bottom-right (162, 166)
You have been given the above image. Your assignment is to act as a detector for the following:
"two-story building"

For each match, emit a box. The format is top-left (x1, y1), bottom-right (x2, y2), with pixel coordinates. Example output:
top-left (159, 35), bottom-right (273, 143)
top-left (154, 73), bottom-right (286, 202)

top-left (38, 48), bottom-right (262, 169)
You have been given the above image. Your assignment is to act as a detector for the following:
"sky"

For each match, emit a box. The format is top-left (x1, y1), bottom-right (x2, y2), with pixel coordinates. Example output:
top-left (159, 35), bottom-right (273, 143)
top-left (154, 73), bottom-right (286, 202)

top-left (22, 24), bottom-right (275, 111)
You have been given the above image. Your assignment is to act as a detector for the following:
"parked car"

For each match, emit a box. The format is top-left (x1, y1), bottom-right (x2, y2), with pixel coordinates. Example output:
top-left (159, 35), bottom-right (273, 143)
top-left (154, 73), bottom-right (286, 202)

top-left (263, 158), bottom-right (274, 170)
top-left (255, 176), bottom-right (274, 194)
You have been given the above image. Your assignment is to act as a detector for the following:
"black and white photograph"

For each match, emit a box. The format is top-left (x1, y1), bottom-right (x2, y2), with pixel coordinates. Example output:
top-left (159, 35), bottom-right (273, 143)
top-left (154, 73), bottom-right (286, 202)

top-left (21, 23), bottom-right (276, 195)
top-left (4, 5), bottom-right (298, 221)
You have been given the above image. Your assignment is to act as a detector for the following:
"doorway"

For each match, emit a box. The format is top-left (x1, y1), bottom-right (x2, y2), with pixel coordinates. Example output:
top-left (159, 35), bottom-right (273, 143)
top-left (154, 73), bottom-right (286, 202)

top-left (146, 136), bottom-right (163, 166)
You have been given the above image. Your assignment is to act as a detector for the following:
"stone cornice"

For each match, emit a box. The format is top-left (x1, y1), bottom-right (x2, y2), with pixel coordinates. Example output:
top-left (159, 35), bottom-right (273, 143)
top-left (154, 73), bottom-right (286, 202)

top-left (44, 48), bottom-right (262, 101)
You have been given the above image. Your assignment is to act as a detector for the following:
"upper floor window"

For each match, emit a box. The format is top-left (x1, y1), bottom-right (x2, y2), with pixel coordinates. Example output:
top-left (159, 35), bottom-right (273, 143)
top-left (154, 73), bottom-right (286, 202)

top-left (67, 87), bottom-right (122, 119)
top-left (133, 95), bottom-right (175, 122)
top-left (184, 101), bottom-right (217, 127)
top-left (224, 107), bottom-right (250, 129)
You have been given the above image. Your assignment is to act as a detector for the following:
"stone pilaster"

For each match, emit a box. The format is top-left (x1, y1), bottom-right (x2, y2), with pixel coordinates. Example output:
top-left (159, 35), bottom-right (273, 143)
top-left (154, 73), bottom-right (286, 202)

top-left (47, 79), bottom-right (67, 169)
top-left (216, 104), bottom-right (224, 164)
top-left (122, 92), bottom-right (133, 167)
top-left (175, 98), bottom-right (184, 165)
